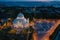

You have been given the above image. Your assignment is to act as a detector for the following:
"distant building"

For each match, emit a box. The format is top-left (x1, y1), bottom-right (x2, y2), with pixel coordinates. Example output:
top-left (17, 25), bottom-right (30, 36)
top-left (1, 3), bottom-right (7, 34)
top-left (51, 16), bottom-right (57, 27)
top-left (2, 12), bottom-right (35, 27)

top-left (12, 13), bottom-right (29, 34)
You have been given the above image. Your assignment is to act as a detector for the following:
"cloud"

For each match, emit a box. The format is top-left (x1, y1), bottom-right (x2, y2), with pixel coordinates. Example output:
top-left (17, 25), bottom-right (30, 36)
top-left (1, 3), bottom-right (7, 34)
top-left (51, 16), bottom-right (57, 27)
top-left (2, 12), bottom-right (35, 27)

top-left (36, 0), bottom-right (49, 1)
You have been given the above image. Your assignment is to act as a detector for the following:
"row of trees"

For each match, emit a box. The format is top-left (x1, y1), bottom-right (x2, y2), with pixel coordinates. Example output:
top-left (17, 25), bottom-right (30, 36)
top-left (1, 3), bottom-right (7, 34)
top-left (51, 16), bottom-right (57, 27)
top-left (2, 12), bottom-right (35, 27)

top-left (0, 6), bottom-right (60, 20)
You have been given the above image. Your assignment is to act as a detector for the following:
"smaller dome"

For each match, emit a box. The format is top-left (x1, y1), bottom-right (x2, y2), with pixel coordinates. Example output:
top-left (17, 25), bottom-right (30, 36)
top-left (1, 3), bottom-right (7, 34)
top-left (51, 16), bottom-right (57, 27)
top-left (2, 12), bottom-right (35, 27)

top-left (8, 18), bottom-right (12, 20)
top-left (17, 13), bottom-right (24, 17)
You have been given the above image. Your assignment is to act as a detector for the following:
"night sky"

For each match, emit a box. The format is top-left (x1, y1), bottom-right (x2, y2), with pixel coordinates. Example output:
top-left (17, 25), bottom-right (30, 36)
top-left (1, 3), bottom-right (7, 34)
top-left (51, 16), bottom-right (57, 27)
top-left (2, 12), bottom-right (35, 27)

top-left (0, 0), bottom-right (60, 2)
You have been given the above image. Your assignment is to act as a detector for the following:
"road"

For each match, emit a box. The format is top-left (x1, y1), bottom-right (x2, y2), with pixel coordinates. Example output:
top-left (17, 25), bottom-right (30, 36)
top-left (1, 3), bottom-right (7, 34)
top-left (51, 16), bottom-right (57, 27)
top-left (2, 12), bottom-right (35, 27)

top-left (33, 20), bottom-right (60, 40)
